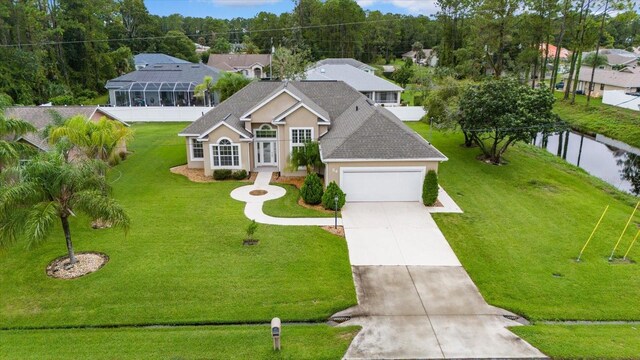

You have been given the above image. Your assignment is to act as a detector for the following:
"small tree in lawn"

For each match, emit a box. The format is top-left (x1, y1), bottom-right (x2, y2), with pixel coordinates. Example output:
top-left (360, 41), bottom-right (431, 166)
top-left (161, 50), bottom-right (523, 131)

top-left (458, 78), bottom-right (562, 164)
top-left (300, 173), bottom-right (323, 205)
top-left (422, 170), bottom-right (439, 206)
top-left (0, 152), bottom-right (130, 267)
top-left (288, 141), bottom-right (322, 174)
top-left (246, 220), bottom-right (258, 241)
top-left (322, 181), bottom-right (346, 211)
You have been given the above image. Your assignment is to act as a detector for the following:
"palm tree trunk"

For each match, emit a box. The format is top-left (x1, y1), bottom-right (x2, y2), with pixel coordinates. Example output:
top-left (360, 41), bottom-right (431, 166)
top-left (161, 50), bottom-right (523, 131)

top-left (61, 216), bottom-right (77, 265)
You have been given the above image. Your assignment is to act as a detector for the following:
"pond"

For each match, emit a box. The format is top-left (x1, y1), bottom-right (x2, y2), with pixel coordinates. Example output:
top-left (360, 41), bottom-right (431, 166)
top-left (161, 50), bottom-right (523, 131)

top-left (534, 131), bottom-right (640, 196)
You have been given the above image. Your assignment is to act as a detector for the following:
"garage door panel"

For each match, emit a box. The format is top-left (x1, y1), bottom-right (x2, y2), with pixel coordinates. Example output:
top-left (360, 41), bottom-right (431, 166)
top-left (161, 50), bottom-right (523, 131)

top-left (341, 167), bottom-right (424, 202)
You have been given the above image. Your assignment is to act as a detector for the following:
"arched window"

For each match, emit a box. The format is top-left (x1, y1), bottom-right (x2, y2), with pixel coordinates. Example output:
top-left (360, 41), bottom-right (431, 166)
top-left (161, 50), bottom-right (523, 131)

top-left (255, 124), bottom-right (277, 138)
top-left (211, 138), bottom-right (240, 168)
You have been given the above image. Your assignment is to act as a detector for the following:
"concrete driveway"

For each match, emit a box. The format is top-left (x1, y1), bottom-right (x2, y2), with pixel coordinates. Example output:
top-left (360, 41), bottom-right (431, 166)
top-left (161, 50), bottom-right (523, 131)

top-left (338, 203), bottom-right (546, 359)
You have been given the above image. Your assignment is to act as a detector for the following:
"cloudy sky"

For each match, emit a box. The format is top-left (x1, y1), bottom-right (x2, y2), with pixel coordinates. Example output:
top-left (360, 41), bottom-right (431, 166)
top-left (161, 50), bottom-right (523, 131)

top-left (145, 0), bottom-right (439, 19)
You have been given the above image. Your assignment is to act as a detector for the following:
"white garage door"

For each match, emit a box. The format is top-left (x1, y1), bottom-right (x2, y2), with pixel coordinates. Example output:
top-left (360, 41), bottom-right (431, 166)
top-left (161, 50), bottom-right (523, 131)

top-left (340, 167), bottom-right (425, 202)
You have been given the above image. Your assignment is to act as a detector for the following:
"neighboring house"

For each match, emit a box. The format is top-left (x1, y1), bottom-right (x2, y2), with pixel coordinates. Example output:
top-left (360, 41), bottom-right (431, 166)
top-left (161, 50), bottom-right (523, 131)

top-left (4, 106), bottom-right (129, 153)
top-left (571, 66), bottom-right (640, 97)
top-left (194, 43), bottom-right (210, 54)
top-left (582, 49), bottom-right (638, 70)
top-left (208, 54), bottom-right (271, 79)
top-left (315, 58), bottom-right (376, 74)
top-left (133, 53), bottom-right (190, 70)
top-left (402, 49), bottom-right (438, 67)
top-left (540, 43), bottom-right (571, 61)
top-left (105, 63), bottom-right (221, 107)
top-left (179, 81), bottom-right (447, 202)
top-left (305, 64), bottom-right (403, 106)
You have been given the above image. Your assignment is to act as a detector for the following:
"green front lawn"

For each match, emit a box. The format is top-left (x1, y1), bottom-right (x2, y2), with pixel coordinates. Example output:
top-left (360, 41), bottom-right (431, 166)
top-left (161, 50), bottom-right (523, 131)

top-left (553, 92), bottom-right (640, 149)
top-left (0, 325), bottom-right (358, 360)
top-left (511, 324), bottom-right (640, 359)
top-left (0, 123), bottom-right (356, 329)
top-left (262, 184), bottom-right (336, 218)
top-left (409, 122), bottom-right (640, 321)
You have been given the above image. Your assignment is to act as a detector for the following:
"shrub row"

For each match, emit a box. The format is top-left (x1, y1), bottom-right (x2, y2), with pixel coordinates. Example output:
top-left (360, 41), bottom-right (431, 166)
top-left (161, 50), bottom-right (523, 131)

top-left (300, 174), bottom-right (346, 211)
top-left (213, 169), bottom-right (248, 181)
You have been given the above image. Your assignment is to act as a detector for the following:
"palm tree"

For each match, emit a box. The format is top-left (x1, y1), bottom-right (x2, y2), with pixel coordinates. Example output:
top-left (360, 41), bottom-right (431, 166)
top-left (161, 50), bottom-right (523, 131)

top-left (0, 152), bottom-right (130, 266)
top-left (0, 112), bottom-right (37, 169)
top-left (288, 141), bottom-right (322, 174)
top-left (48, 115), bottom-right (133, 166)
top-left (194, 75), bottom-right (215, 107)
top-left (214, 72), bottom-right (252, 102)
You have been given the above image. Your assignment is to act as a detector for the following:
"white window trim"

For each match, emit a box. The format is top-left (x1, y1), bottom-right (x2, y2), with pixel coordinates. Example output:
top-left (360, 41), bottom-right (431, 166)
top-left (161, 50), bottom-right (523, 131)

top-left (210, 137), bottom-right (242, 170)
top-left (189, 138), bottom-right (204, 161)
top-left (289, 127), bottom-right (314, 154)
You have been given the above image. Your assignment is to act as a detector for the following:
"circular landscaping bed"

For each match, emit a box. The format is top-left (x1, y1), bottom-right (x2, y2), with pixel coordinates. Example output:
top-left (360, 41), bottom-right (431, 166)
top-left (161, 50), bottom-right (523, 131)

top-left (46, 252), bottom-right (109, 279)
top-left (249, 190), bottom-right (268, 196)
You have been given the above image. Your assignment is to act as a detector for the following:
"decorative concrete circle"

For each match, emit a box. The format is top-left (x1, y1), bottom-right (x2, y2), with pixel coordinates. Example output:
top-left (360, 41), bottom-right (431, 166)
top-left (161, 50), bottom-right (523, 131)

top-left (230, 184), bottom-right (286, 203)
top-left (46, 252), bottom-right (109, 279)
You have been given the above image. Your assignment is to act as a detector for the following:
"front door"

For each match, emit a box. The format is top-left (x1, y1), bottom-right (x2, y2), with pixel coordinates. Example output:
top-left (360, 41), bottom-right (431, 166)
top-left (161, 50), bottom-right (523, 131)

top-left (256, 141), bottom-right (277, 166)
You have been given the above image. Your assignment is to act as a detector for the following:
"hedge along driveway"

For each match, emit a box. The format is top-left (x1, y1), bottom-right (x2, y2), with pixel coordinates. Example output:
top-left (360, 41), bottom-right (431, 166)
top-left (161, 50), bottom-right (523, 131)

top-left (409, 122), bottom-right (640, 321)
top-left (0, 123), bottom-right (356, 329)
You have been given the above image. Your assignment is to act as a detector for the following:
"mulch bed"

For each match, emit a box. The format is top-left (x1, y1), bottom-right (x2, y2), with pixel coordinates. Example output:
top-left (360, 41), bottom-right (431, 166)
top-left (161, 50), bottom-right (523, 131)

top-left (249, 190), bottom-right (268, 196)
top-left (271, 174), bottom-right (305, 189)
top-left (46, 252), bottom-right (109, 279)
top-left (321, 225), bottom-right (345, 237)
top-left (170, 165), bottom-right (257, 183)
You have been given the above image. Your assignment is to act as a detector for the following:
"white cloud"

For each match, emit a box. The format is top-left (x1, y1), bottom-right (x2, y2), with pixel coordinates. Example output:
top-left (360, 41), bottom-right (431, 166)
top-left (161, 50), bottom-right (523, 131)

top-left (195, 0), bottom-right (281, 6)
top-left (357, 0), bottom-right (376, 7)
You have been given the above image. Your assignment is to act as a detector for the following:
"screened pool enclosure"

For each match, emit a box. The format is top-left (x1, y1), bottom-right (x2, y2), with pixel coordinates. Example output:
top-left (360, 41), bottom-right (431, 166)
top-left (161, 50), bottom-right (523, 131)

top-left (113, 82), bottom-right (212, 107)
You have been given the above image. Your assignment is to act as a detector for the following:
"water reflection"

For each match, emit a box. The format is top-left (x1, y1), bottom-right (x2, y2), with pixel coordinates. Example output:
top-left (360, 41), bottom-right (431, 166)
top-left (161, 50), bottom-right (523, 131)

top-left (534, 131), bottom-right (640, 196)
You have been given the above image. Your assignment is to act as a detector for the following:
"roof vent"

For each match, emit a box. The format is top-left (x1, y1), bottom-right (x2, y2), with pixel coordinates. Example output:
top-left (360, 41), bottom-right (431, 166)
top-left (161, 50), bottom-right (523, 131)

top-left (356, 106), bottom-right (358, 111)
top-left (320, 68), bottom-right (325, 73)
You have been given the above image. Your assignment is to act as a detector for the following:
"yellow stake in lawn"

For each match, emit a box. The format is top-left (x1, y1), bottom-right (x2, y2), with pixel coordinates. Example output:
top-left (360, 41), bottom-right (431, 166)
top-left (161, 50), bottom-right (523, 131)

top-left (577, 205), bottom-right (610, 262)
top-left (609, 201), bottom-right (640, 261)
top-left (623, 230), bottom-right (640, 261)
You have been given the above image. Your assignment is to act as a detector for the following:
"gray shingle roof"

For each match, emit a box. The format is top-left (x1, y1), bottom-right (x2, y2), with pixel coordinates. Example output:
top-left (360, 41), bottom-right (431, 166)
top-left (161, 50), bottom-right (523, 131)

top-left (315, 58), bottom-right (376, 71)
top-left (208, 54), bottom-right (271, 71)
top-left (134, 53), bottom-right (190, 67)
top-left (305, 64), bottom-right (403, 92)
top-left (576, 66), bottom-right (640, 88)
top-left (4, 106), bottom-right (101, 151)
top-left (105, 63), bottom-right (220, 89)
top-left (180, 81), bottom-right (445, 161)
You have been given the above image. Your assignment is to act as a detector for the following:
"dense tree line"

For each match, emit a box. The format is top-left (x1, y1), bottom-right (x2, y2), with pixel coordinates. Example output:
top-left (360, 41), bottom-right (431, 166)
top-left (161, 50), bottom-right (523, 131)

top-left (0, 0), bottom-right (637, 105)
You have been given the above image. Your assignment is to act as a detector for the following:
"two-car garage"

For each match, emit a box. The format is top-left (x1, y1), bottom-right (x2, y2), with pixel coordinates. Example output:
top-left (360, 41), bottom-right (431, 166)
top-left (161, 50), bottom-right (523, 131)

top-left (338, 166), bottom-right (428, 202)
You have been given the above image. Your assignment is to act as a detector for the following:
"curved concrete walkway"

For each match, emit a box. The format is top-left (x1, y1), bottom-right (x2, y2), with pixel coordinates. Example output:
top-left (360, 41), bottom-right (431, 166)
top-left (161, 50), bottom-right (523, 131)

top-left (231, 171), bottom-right (343, 226)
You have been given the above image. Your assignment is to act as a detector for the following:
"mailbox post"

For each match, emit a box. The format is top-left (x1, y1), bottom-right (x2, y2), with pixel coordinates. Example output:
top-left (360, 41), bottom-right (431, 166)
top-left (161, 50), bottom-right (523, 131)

top-left (271, 317), bottom-right (281, 350)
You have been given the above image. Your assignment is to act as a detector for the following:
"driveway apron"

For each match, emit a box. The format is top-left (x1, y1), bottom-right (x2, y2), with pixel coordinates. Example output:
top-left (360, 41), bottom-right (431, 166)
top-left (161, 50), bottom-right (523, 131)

top-left (338, 202), bottom-right (546, 360)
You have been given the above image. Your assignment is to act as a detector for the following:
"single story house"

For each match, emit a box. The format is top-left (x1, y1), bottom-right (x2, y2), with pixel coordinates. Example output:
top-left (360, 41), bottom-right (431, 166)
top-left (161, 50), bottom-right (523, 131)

top-left (305, 64), bottom-right (404, 106)
top-left (208, 54), bottom-right (271, 79)
top-left (571, 66), bottom-right (640, 97)
top-left (402, 49), bottom-right (438, 67)
top-left (133, 53), bottom-right (190, 70)
top-left (179, 81), bottom-right (447, 202)
top-left (105, 63), bottom-right (221, 107)
top-left (4, 106), bottom-right (129, 153)
top-left (582, 49), bottom-right (638, 70)
top-left (315, 58), bottom-right (376, 74)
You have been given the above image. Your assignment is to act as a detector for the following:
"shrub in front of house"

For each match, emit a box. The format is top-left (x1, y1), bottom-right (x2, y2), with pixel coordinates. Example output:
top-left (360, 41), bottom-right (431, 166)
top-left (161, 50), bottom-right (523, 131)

top-left (232, 170), bottom-right (248, 180)
top-left (300, 173), bottom-right (323, 205)
top-left (213, 169), bottom-right (232, 180)
top-left (322, 181), bottom-right (346, 211)
top-left (422, 170), bottom-right (439, 206)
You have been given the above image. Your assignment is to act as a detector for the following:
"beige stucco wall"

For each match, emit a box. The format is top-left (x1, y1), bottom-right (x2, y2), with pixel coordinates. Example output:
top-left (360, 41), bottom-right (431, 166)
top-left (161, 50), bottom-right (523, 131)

top-left (276, 106), bottom-right (329, 176)
top-left (324, 161), bottom-right (440, 187)
top-left (250, 92), bottom-right (298, 123)
top-left (185, 138), bottom-right (204, 169)
top-left (199, 125), bottom-right (250, 176)
top-left (577, 81), bottom-right (627, 97)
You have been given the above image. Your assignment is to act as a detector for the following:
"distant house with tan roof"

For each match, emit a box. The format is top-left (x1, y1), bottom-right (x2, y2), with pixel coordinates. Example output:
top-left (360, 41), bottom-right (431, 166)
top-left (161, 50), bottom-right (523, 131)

top-left (570, 66), bottom-right (640, 97)
top-left (582, 49), bottom-right (638, 70)
top-left (208, 54), bottom-right (271, 79)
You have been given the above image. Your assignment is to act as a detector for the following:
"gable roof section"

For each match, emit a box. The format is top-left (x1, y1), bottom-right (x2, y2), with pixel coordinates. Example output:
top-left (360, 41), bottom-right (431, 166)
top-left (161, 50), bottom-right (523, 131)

top-left (315, 58), bottom-right (376, 71)
top-left (577, 66), bottom-right (640, 88)
top-left (305, 64), bottom-right (403, 92)
top-left (105, 63), bottom-right (221, 90)
top-left (239, 87), bottom-right (302, 120)
top-left (208, 54), bottom-right (271, 71)
top-left (197, 113), bottom-right (251, 140)
top-left (134, 53), bottom-right (190, 67)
